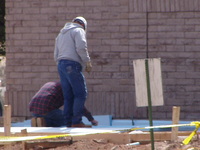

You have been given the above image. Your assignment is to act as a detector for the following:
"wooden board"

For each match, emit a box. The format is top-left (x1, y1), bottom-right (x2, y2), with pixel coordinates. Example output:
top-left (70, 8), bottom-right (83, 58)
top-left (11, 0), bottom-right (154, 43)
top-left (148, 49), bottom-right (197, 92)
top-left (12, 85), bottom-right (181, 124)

top-left (148, 58), bottom-right (164, 106)
top-left (0, 130), bottom-right (193, 145)
top-left (133, 58), bottom-right (164, 107)
top-left (133, 59), bottom-right (148, 107)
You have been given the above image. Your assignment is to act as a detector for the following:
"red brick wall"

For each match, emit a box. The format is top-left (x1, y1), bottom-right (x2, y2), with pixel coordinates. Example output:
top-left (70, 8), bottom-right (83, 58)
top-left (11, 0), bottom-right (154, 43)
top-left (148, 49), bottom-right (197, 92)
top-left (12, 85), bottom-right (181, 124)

top-left (5, 0), bottom-right (200, 120)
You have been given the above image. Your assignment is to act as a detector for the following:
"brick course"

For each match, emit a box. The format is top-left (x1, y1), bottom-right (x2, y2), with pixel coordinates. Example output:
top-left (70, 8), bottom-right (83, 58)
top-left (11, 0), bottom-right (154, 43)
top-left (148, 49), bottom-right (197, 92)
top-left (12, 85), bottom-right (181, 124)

top-left (5, 0), bottom-right (200, 120)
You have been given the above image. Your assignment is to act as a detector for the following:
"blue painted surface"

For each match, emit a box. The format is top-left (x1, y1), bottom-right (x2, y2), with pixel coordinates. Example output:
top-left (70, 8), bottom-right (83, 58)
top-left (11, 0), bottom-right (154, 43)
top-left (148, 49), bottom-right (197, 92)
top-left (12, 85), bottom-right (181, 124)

top-left (82, 115), bottom-right (112, 126)
top-left (12, 115), bottom-right (196, 131)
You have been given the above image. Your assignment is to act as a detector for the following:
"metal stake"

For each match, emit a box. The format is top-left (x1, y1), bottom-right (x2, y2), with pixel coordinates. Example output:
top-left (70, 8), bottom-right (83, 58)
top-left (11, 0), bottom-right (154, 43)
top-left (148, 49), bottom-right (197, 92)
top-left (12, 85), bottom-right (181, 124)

top-left (145, 59), bottom-right (155, 150)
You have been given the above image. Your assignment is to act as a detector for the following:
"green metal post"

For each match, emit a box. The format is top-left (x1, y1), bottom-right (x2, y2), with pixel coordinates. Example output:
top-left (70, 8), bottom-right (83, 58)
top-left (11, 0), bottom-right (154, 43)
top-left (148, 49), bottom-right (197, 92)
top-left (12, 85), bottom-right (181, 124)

top-left (145, 59), bottom-right (155, 150)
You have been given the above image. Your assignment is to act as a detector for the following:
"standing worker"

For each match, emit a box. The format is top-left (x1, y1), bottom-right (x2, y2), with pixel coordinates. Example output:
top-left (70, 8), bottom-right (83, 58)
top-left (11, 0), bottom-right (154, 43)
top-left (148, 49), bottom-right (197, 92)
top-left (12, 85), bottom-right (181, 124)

top-left (29, 81), bottom-right (98, 127)
top-left (54, 16), bottom-right (92, 127)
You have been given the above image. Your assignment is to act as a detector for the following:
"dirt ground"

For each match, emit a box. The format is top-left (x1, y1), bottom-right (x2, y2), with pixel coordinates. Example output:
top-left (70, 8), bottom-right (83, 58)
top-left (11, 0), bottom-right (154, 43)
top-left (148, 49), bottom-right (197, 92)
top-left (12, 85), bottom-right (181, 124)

top-left (1, 138), bottom-right (200, 150)
top-left (48, 139), bottom-right (200, 150)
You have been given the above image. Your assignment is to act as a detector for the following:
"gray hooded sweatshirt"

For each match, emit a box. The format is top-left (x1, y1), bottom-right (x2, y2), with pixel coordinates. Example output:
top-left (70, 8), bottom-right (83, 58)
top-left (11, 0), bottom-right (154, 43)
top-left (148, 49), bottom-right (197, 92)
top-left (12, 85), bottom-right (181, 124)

top-left (54, 23), bottom-right (90, 68)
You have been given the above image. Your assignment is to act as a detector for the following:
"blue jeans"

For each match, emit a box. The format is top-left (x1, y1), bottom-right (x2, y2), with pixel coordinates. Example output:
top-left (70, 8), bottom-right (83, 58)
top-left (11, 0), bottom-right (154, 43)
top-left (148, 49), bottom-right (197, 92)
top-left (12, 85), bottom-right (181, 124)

top-left (33, 109), bottom-right (66, 127)
top-left (58, 60), bottom-right (87, 127)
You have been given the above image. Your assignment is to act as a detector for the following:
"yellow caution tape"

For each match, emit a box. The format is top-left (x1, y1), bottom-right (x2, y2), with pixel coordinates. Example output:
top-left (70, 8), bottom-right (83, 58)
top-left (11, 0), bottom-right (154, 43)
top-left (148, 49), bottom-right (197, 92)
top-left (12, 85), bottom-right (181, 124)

top-left (0, 133), bottom-right (85, 142)
top-left (0, 121), bottom-right (199, 144)
top-left (120, 121), bottom-right (200, 145)
top-left (120, 122), bottom-right (197, 132)
top-left (0, 131), bottom-right (118, 142)
top-left (182, 122), bottom-right (200, 145)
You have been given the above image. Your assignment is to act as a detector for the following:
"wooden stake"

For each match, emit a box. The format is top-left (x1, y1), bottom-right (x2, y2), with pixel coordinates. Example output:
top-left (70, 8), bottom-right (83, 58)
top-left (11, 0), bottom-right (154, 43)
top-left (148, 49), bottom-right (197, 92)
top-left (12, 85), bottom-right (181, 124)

top-left (37, 117), bottom-right (45, 127)
top-left (171, 106), bottom-right (180, 141)
top-left (21, 129), bottom-right (27, 150)
top-left (21, 129), bottom-right (27, 135)
top-left (21, 141), bottom-right (25, 150)
top-left (31, 118), bottom-right (37, 127)
top-left (3, 105), bottom-right (12, 150)
top-left (4, 105), bottom-right (11, 136)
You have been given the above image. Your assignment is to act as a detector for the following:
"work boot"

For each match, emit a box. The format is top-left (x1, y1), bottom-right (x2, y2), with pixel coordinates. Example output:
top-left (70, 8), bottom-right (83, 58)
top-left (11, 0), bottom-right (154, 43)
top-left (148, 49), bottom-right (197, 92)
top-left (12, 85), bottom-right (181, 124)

top-left (71, 123), bottom-right (91, 128)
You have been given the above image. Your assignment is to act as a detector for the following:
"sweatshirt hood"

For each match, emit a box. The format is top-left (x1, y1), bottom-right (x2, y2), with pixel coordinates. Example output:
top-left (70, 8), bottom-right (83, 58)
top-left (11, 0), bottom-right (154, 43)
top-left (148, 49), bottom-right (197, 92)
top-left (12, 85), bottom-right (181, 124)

top-left (60, 23), bottom-right (83, 34)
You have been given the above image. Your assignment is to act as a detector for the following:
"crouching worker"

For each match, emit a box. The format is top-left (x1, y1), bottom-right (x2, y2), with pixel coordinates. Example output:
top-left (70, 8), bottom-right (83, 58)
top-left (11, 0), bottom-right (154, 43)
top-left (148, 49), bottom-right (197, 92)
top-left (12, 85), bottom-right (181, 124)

top-left (29, 81), bottom-right (98, 127)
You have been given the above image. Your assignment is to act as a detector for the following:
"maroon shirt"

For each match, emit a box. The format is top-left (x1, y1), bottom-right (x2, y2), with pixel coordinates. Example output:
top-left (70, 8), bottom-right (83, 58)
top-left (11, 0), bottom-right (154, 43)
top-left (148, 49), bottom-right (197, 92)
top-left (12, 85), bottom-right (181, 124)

top-left (29, 81), bottom-right (94, 121)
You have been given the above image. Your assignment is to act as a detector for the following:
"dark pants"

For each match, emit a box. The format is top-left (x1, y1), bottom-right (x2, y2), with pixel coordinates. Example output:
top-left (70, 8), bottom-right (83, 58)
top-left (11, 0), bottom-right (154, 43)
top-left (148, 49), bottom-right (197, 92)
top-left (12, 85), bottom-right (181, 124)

top-left (32, 109), bottom-right (66, 127)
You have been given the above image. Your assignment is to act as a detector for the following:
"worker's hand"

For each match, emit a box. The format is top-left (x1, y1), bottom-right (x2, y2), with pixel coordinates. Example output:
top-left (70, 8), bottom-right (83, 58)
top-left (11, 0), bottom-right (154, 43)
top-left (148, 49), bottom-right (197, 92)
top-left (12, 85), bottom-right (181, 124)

top-left (85, 61), bottom-right (92, 73)
top-left (91, 119), bottom-right (98, 126)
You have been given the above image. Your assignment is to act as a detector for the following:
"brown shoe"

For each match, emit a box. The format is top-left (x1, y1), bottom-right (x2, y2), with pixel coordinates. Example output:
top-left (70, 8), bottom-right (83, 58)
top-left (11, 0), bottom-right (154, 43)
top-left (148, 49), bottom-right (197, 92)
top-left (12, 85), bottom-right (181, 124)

top-left (71, 123), bottom-right (92, 128)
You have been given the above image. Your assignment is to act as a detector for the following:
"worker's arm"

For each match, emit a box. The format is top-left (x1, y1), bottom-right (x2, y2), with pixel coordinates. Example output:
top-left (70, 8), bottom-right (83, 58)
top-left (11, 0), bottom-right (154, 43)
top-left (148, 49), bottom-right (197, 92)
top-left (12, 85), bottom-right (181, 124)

top-left (83, 107), bottom-right (98, 126)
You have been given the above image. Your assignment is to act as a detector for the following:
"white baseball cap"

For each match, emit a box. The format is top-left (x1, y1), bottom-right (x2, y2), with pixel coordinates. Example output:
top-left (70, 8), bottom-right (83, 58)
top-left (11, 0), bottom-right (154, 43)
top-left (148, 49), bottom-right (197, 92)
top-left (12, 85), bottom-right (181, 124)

top-left (72, 16), bottom-right (87, 30)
